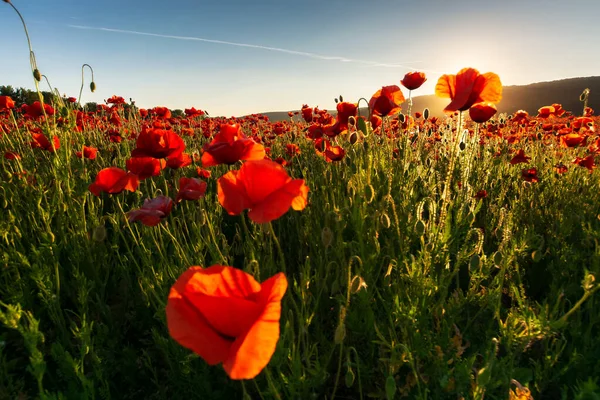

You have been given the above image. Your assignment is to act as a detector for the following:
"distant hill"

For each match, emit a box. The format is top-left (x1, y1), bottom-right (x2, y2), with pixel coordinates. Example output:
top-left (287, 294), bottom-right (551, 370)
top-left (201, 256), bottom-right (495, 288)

top-left (250, 76), bottom-right (600, 121)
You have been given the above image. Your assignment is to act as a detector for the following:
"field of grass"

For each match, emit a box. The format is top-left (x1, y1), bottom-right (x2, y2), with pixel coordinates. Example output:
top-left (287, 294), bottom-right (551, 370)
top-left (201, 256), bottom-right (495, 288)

top-left (1, 77), bottom-right (600, 400)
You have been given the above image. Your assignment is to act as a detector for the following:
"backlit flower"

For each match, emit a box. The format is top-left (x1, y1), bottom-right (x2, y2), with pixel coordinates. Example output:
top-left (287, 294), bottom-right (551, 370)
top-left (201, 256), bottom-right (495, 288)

top-left (166, 265), bottom-right (287, 380)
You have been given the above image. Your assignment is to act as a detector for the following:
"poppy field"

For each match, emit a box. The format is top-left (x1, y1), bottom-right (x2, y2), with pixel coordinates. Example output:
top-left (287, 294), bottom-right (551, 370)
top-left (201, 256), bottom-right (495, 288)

top-left (1, 63), bottom-right (600, 400)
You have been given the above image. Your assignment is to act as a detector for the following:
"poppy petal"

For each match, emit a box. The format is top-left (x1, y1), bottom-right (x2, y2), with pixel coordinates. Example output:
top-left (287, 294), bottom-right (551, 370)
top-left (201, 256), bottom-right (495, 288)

top-left (247, 179), bottom-right (307, 224)
top-left (166, 267), bottom-right (233, 365)
top-left (217, 171), bottom-right (252, 216)
top-left (222, 273), bottom-right (287, 380)
top-left (238, 159), bottom-right (291, 205)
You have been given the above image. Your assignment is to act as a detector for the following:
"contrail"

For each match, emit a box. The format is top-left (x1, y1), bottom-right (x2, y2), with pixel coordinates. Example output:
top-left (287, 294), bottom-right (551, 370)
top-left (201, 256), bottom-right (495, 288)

top-left (68, 24), bottom-right (442, 73)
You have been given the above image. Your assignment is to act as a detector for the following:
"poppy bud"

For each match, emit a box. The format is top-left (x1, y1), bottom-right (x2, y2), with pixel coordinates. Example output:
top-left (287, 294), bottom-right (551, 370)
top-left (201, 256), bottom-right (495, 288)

top-left (90, 81), bottom-right (96, 92)
top-left (398, 113), bottom-right (405, 123)
top-left (334, 306), bottom-right (346, 344)
top-left (469, 254), bottom-right (481, 271)
top-left (459, 142), bottom-right (466, 151)
top-left (349, 131), bottom-right (358, 145)
top-left (415, 220), bottom-right (426, 236)
top-left (347, 116), bottom-right (356, 127)
top-left (339, 95), bottom-right (344, 102)
top-left (334, 98), bottom-right (338, 104)
top-left (33, 69), bottom-right (41, 81)
top-left (345, 367), bottom-right (355, 388)
top-left (493, 251), bottom-right (503, 266)
top-left (423, 108), bottom-right (430, 120)
top-left (350, 276), bottom-right (367, 294)
top-left (580, 89), bottom-right (589, 102)
top-left (583, 273), bottom-right (596, 291)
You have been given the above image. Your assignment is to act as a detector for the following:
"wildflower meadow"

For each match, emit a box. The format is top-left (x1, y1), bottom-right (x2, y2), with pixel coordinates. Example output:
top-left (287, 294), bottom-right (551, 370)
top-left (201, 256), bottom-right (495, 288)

top-left (1, 1), bottom-right (600, 399)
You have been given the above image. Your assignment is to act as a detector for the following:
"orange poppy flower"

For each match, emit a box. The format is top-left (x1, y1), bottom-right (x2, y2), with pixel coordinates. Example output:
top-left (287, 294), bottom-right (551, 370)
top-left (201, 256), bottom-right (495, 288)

top-left (469, 102), bottom-right (497, 123)
top-left (537, 106), bottom-right (555, 119)
top-left (400, 71), bottom-right (427, 91)
top-left (88, 167), bottom-right (139, 196)
top-left (560, 133), bottom-right (586, 148)
top-left (166, 265), bottom-right (287, 380)
top-left (76, 145), bottom-right (98, 160)
top-left (368, 85), bottom-right (405, 117)
top-left (510, 149), bottom-right (531, 165)
top-left (435, 68), bottom-right (502, 113)
top-left (202, 124), bottom-right (265, 167)
top-left (217, 159), bottom-right (308, 223)
top-left (0, 95), bottom-right (15, 111)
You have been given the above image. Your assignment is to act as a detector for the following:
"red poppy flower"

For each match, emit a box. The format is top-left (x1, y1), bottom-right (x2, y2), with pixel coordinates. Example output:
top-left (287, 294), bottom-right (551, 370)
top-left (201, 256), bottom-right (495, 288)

top-left (152, 106), bottom-right (172, 119)
top-left (126, 156), bottom-right (165, 180)
top-left (0, 95), bottom-right (15, 110)
top-left (4, 151), bottom-right (20, 160)
top-left (197, 167), bottom-right (211, 179)
top-left (166, 153), bottom-right (192, 169)
top-left (469, 102), bottom-right (497, 123)
top-left (23, 102), bottom-right (55, 119)
top-left (521, 168), bottom-right (539, 183)
top-left (537, 106), bottom-right (555, 119)
top-left (127, 195), bottom-right (174, 226)
top-left (573, 155), bottom-right (595, 172)
top-left (301, 105), bottom-right (313, 123)
top-left (560, 133), bottom-right (586, 148)
top-left (176, 177), bottom-right (207, 203)
top-left (131, 127), bottom-right (186, 159)
top-left (89, 167), bottom-right (139, 196)
top-left (554, 163), bottom-right (568, 174)
top-left (324, 144), bottom-right (346, 163)
top-left (76, 146), bottom-right (98, 160)
top-left (435, 68), bottom-right (502, 113)
top-left (30, 133), bottom-right (60, 152)
top-left (106, 95), bottom-right (126, 105)
top-left (185, 107), bottom-right (205, 118)
top-left (201, 124), bottom-right (265, 167)
top-left (285, 144), bottom-right (301, 158)
top-left (369, 85), bottom-right (405, 117)
top-left (512, 110), bottom-right (529, 124)
top-left (510, 149), bottom-right (531, 165)
top-left (474, 190), bottom-right (488, 199)
top-left (400, 71), bottom-right (427, 91)
top-left (217, 159), bottom-right (308, 223)
top-left (336, 102), bottom-right (358, 128)
top-left (166, 265), bottom-right (287, 380)
top-left (370, 114), bottom-right (382, 130)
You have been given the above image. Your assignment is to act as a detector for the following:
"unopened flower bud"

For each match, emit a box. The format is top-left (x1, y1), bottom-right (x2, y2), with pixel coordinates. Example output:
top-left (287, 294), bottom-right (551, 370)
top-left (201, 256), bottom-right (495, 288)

top-left (321, 227), bottom-right (333, 248)
top-left (33, 69), bottom-right (41, 81)
top-left (90, 82), bottom-right (96, 92)
top-left (350, 276), bottom-right (367, 294)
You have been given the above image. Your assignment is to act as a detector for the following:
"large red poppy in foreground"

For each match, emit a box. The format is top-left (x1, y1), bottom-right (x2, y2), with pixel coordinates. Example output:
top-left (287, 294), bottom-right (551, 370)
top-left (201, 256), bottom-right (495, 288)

top-left (435, 67), bottom-right (502, 113)
top-left (166, 265), bottom-right (287, 380)
top-left (217, 159), bottom-right (308, 223)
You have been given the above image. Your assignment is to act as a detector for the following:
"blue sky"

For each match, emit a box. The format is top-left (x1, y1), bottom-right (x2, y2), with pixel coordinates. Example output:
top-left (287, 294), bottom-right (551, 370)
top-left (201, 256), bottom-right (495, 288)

top-left (1, 0), bottom-right (599, 116)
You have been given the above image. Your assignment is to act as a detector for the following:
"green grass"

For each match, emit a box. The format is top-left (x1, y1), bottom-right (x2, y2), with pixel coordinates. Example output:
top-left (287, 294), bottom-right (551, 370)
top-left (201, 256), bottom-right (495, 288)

top-left (1, 107), bottom-right (600, 400)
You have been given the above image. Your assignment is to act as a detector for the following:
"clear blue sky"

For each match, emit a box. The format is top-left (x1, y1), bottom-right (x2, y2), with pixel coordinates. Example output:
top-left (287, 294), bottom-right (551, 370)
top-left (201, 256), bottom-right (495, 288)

top-left (1, 0), bottom-right (599, 116)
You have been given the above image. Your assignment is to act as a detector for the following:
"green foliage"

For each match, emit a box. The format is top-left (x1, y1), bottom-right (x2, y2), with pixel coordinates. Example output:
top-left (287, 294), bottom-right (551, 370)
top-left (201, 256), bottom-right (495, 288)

top-left (0, 109), bottom-right (599, 399)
